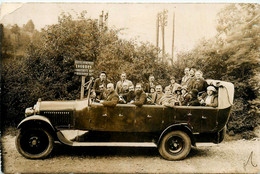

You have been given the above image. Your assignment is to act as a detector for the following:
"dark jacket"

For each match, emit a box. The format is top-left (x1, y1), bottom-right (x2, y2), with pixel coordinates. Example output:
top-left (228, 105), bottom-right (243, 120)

top-left (188, 78), bottom-right (208, 92)
top-left (96, 89), bottom-right (108, 101)
top-left (93, 78), bottom-right (111, 95)
top-left (119, 89), bottom-right (129, 103)
top-left (126, 91), bottom-right (135, 103)
top-left (102, 90), bottom-right (119, 107)
top-left (187, 97), bottom-right (200, 106)
top-left (152, 92), bottom-right (164, 105)
top-left (181, 93), bottom-right (191, 106)
top-left (132, 91), bottom-right (147, 107)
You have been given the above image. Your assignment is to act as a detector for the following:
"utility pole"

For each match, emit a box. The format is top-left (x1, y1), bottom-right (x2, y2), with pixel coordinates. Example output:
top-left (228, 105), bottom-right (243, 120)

top-left (99, 11), bottom-right (109, 31)
top-left (104, 12), bottom-right (109, 31)
top-left (159, 10), bottom-right (168, 63)
top-left (99, 11), bottom-right (104, 30)
top-left (171, 12), bottom-right (175, 64)
top-left (156, 14), bottom-right (159, 48)
top-left (156, 13), bottom-right (160, 59)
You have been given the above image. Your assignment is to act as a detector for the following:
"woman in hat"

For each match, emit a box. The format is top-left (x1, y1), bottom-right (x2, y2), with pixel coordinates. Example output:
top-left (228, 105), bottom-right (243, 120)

top-left (201, 86), bottom-right (218, 107)
top-left (174, 86), bottom-right (182, 106)
top-left (180, 85), bottom-right (189, 105)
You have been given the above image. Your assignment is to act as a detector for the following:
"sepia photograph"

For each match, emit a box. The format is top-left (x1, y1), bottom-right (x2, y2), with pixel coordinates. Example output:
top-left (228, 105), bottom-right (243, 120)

top-left (0, 2), bottom-right (260, 173)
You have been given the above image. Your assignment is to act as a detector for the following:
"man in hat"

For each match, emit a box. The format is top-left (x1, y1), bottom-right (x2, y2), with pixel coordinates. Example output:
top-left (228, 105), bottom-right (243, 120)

top-left (92, 71), bottom-right (110, 98)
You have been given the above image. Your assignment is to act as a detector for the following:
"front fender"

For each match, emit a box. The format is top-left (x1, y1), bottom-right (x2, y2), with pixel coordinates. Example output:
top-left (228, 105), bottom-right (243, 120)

top-left (17, 115), bottom-right (55, 131)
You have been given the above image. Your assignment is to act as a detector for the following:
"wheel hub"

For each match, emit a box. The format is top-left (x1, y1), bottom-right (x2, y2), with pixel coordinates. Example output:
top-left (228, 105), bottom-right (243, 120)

top-left (29, 136), bottom-right (40, 147)
top-left (167, 136), bottom-right (183, 154)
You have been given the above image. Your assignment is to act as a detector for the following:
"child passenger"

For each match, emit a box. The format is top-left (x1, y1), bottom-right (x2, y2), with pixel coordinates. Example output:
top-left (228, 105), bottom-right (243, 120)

top-left (159, 86), bottom-right (177, 107)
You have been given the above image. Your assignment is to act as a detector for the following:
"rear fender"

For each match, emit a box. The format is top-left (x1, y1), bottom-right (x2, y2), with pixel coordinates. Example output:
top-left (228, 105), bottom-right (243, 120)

top-left (17, 115), bottom-right (56, 138)
top-left (158, 124), bottom-right (196, 146)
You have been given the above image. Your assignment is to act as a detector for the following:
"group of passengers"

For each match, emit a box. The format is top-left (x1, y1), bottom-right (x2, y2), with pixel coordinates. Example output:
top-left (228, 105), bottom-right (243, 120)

top-left (90, 67), bottom-right (218, 107)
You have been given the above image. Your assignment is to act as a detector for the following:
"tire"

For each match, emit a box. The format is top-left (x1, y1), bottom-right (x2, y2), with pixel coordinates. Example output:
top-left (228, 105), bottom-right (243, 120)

top-left (159, 131), bottom-right (191, 160)
top-left (16, 127), bottom-right (54, 159)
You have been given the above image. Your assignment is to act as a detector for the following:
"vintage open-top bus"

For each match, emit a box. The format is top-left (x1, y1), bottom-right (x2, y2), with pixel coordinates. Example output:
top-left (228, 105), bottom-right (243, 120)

top-left (16, 79), bottom-right (234, 160)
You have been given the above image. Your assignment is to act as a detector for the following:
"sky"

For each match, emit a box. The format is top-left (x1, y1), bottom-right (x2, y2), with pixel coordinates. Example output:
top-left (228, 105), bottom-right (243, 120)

top-left (0, 2), bottom-right (230, 58)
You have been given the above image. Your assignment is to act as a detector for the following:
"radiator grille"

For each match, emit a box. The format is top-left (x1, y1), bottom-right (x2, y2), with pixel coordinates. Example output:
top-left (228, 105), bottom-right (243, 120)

top-left (41, 111), bottom-right (73, 127)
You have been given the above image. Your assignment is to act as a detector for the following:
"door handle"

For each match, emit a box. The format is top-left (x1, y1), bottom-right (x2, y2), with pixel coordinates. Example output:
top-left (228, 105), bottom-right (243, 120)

top-left (202, 116), bottom-right (207, 120)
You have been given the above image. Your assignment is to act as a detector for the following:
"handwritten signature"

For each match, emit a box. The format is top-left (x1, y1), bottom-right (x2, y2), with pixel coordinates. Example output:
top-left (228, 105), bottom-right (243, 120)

top-left (243, 151), bottom-right (257, 170)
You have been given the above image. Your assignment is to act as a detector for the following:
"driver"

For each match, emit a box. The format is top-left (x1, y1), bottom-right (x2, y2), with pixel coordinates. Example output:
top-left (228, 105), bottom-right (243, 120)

top-left (100, 83), bottom-right (119, 107)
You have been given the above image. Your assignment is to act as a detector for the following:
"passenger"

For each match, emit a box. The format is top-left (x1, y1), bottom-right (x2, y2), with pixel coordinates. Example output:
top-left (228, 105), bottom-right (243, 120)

top-left (118, 82), bottom-right (129, 104)
top-left (95, 84), bottom-right (107, 101)
top-left (130, 83), bottom-right (147, 107)
top-left (180, 85), bottom-right (189, 105)
top-left (100, 83), bottom-right (119, 107)
top-left (168, 76), bottom-right (181, 94)
top-left (92, 71), bottom-right (110, 98)
top-left (187, 89), bottom-right (200, 106)
top-left (174, 86), bottom-right (182, 106)
top-left (144, 75), bottom-right (156, 93)
top-left (147, 87), bottom-right (155, 98)
top-left (115, 72), bottom-right (133, 94)
top-left (188, 70), bottom-right (208, 93)
top-left (189, 68), bottom-right (196, 79)
top-left (152, 85), bottom-right (164, 105)
top-left (146, 87), bottom-right (155, 104)
top-left (159, 86), bottom-right (178, 107)
top-left (198, 70), bottom-right (205, 80)
top-left (181, 67), bottom-right (191, 86)
top-left (126, 85), bottom-right (135, 103)
top-left (200, 86), bottom-right (218, 107)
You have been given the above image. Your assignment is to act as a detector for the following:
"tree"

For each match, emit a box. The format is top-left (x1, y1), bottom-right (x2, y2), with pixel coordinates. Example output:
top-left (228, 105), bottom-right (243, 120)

top-left (176, 4), bottom-right (260, 138)
top-left (23, 19), bottom-right (35, 32)
top-left (2, 12), bottom-right (174, 126)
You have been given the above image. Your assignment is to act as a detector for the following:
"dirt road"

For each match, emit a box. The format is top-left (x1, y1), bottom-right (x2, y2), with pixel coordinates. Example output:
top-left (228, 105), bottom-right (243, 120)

top-left (2, 131), bottom-right (260, 173)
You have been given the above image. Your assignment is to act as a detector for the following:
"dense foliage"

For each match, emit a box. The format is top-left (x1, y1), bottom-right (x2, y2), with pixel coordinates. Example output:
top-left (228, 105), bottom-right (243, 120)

top-left (2, 5), bottom-right (259, 139)
top-left (174, 4), bottom-right (260, 138)
top-left (2, 12), bottom-right (173, 125)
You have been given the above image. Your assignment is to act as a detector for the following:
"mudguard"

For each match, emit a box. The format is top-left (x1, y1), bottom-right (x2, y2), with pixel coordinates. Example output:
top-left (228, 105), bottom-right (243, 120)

top-left (158, 124), bottom-right (196, 146)
top-left (17, 115), bottom-right (55, 131)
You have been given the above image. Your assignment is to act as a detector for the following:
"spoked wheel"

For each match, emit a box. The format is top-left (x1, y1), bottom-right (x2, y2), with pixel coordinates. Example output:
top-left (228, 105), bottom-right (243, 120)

top-left (16, 127), bottom-right (54, 159)
top-left (159, 131), bottom-right (191, 160)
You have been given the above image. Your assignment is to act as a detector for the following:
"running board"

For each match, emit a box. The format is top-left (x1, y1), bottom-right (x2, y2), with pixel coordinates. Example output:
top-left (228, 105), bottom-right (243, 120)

top-left (71, 142), bottom-right (157, 147)
top-left (57, 131), bottom-right (157, 147)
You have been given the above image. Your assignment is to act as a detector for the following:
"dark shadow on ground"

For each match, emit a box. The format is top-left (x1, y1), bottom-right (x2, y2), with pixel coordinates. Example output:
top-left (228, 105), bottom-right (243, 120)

top-left (51, 143), bottom-right (209, 159)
